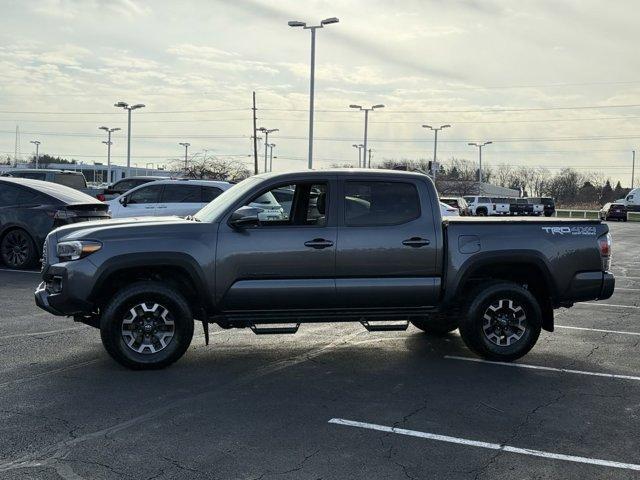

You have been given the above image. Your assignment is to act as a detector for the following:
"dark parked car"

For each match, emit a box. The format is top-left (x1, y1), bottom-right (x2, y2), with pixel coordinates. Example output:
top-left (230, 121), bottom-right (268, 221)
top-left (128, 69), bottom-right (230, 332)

top-left (101, 176), bottom-right (171, 201)
top-left (509, 198), bottom-right (534, 215)
top-left (36, 170), bottom-right (614, 369)
top-left (599, 203), bottom-right (627, 222)
top-left (0, 178), bottom-right (110, 269)
top-left (440, 196), bottom-right (470, 215)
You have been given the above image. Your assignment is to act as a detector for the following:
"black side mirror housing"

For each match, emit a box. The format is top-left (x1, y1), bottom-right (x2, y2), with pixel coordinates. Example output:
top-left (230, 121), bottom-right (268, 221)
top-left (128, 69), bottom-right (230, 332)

top-left (229, 206), bottom-right (260, 228)
top-left (119, 196), bottom-right (128, 207)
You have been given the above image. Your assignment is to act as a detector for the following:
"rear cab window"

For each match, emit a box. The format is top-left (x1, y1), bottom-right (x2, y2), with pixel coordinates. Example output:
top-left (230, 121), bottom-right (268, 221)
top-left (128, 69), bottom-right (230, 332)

top-left (54, 173), bottom-right (86, 189)
top-left (343, 181), bottom-right (420, 226)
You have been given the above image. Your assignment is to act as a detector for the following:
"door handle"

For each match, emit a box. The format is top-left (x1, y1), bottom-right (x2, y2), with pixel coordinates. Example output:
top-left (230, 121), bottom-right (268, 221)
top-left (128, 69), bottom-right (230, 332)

top-left (157, 206), bottom-right (167, 209)
top-left (304, 238), bottom-right (334, 249)
top-left (402, 237), bottom-right (430, 247)
top-left (144, 206), bottom-right (155, 209)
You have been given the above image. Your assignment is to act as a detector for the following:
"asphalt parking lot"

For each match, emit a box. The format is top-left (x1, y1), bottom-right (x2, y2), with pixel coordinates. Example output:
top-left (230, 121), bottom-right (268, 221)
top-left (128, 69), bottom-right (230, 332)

top-left (0, 222), bottom-right (638, 480)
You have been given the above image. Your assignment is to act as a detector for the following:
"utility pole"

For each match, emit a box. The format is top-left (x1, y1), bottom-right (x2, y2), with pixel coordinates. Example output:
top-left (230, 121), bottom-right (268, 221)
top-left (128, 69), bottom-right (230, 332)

top-left (114, 101), bottom-right (145, 177)
top-left (349, 104), bottom-right (384, 168)
top-left (367, 148), bottom-right (372, 168)
top-left (14, 125), bottom-right (19, 167)
top-left (422, 124), bottom-right (451, 183)
top-left (632, 150), bottom-right (636, 189)
top-left (252, 92), bottom-right (259, 175)
top-left (99, 126), bottom-right (120, 184)
top-left (179, 142), bottom-right (190, 173)
top-left (30, 140), bottom-right (40, 169)
top-left (468, 141), bottom-right (493, 183)
top-left (288, 17), bottom-right (339, 169)
top-left (258, 127), bottom-right (278, 173)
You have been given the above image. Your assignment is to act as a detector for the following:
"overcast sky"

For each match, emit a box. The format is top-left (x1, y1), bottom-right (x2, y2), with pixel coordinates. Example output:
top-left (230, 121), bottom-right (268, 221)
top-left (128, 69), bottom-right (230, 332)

top-left (1, 0), bottom-right (639, 184)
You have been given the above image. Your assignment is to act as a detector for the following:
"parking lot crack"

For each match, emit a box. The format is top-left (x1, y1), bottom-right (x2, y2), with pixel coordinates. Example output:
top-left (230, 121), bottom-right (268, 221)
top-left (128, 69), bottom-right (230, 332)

top-left (249, 449), bottom-right (320, 480)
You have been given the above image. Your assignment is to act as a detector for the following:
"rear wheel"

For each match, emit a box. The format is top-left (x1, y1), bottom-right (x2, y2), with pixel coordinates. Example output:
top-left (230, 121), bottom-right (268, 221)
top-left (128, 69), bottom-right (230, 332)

top-left (100, 281), bottom-right (194, 369)
top-left (1, 229), bottom-right (37, 269)
top-left (458, 281), bottom-right (541, 362)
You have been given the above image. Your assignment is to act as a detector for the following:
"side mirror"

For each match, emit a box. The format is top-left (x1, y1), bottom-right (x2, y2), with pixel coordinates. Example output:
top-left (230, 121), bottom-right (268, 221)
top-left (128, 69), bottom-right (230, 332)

top-left (229, 206), bottom-right (260, 228)
top-left (119, 196), bottom-right (128, 207)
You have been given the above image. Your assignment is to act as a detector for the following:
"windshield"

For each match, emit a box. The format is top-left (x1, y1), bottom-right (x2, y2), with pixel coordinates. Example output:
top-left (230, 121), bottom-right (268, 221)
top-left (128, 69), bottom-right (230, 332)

top-left (194, 176), bottom-right (261, 222)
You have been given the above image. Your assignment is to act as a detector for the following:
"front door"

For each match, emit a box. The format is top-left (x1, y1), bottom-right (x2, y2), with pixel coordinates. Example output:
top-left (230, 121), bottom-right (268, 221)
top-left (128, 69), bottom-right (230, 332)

top-left (335, 178), bottom-right (440, 308)
top-left (216, 178), bottom-right (337, 311)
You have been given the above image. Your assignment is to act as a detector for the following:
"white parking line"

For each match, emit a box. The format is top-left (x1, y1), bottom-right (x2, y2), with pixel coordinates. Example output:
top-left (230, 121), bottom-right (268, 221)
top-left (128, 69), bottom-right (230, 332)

top-left (328, 418), bottom-right (640, 472)
top-left (615, 287), bottom-right (640, 292)
top-left (444, 355), bottom-right (640, 382)
top-left (555, 325), bottom-right (640, 336)
top-left (0, 268), bottom-right (40, 274)
top-left (579, 302), bottom-right (640, 310)
top-left (0, 327), bottom-right (86, 341)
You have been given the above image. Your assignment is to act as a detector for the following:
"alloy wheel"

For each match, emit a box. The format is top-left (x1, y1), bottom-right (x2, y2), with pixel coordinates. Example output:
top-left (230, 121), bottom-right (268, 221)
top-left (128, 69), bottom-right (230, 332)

top-left (1, 231), bottom-right (31, 268)
top-left (482, 298), bottom-right (527, 346)
top-left (121, 302), bottom-right (175, 354)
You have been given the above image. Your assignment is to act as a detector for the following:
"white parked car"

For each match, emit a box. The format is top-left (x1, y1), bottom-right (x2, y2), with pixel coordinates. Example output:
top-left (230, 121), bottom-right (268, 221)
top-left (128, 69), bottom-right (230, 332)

top-left (491, 197), bottom-right (511, 215)
top-left (463, 196), bottom-right (493, 216)
top-left (440, 201), bottom-right (459, 217)
top-left (107, 179), bottom-right (285, 219)
top-left (623, 188), bottom-right (640, 212)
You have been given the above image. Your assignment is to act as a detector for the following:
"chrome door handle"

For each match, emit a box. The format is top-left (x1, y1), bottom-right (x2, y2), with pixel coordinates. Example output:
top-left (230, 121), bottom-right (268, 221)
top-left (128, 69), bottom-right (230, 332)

top-left (304, 238), bottom-right (334, 249)
top-left (402, 237), bottom-right (430, 247)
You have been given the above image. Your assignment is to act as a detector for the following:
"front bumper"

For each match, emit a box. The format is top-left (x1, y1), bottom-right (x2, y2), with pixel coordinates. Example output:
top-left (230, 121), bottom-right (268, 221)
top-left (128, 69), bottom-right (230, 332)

top-left (34, 265), bottom-right (95, 316)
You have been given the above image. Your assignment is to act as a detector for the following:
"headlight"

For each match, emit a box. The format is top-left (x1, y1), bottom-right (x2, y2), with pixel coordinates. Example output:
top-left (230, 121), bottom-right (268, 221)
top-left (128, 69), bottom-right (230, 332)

top-left (56, 240), bottom-right (102, 261)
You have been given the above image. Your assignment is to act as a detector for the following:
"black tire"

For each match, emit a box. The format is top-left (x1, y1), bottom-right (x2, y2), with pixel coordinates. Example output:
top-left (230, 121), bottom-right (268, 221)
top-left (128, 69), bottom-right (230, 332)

top-left (458, 281), bottom-right (541, 362)
top-left (476, 208), bottom-right (488, 216)
top-left (100, 281), bottom-right (194, 370)
top-left (0, 229), bottom-right (37, 269)
top-left (411, 313), bottom-right (458, 335)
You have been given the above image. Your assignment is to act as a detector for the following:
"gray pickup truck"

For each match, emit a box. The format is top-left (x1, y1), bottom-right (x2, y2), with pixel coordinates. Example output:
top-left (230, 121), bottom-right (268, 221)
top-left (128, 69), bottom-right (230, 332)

top-left (35, 170), bottom-right (615, 369)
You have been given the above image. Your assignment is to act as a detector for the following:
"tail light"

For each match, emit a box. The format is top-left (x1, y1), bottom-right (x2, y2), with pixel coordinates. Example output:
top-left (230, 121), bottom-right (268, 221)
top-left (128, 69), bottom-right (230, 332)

top-left (96, 193), bottom-right (106, 201)
top-left (598, 233), bottom-right (612, 271)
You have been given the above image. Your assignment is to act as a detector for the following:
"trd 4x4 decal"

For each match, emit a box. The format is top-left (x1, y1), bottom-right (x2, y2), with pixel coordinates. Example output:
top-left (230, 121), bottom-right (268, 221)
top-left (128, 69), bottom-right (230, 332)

top-left (541, 226), bottom-right (597, 236)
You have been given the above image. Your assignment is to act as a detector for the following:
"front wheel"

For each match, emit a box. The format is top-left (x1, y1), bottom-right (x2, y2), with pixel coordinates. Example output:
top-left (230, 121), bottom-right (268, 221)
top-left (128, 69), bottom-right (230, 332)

top-left (458, 281), bottom-right (541, 362)
top-left (1, 229), bottom-right (37, 269)
top-left (100, 281), bottom-right (194, 369)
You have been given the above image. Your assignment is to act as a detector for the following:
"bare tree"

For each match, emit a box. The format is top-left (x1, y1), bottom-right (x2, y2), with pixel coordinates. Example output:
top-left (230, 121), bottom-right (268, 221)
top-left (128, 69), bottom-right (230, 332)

top-left (177, 156), bottom-right (251, 181)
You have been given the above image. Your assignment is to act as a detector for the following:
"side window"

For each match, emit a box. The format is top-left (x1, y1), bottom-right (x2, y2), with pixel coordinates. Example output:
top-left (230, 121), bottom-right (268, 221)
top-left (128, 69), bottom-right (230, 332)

top-left (17, 189), bottom-right (46, 204)
top-left (479, 197), bottom-right (491, 203)
top-left (161, 184), bottom-right (202, 203)
top-left (344, 181), bottom-right (420, 226)
top-left (202, 186), bottom-right (223, 202)
top-left (127, 185), bottom-right (162, 204)
top-left (0, 184), bottom-right (21, 206)
top-left (19, 172), bottom-right (47, 181)
top-left (241, 183), bottom-right (328, 226)
top-left (54, 173), bottom-right (86, 189)
top-left (114, 180), bottom-right (136, 193)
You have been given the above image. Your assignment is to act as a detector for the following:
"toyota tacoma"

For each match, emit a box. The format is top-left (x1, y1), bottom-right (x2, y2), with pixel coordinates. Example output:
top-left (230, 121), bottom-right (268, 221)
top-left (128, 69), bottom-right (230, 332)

top-left (35, 170), bottom-right (615, 369)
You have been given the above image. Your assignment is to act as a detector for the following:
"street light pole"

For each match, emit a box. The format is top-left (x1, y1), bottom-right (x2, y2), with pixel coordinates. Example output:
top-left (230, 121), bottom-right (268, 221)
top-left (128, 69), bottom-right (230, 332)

top-left (352, 143), bottom-right (364, 167)
top-left (350, 104), bottom-right (384, 168)
top-left (422, 124), bottom-right (451, 182)
top-left (179, 142), bottom-right (191, 173)
top-left (258, 127), bottom-right (278, 172)
top-left (114, 101), bottom-right (145, 177)
top-left (632, 150), bottom-right (636, 189)
top-left (99, 126), bottom-right (121, 184)
top-left (468, 141), bottom-right (493, 182)
top-left (30, 140), bottom-right (40, 169)
top-left (268, 143), bottom-right (276, 172)
top-left (288, 17), bottom-right (339, 170)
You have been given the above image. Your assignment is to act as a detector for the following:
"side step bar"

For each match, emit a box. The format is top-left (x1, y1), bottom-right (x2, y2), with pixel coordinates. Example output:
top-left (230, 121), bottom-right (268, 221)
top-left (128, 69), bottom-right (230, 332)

top-left (250, 323), bottom-right (300, 335)
top-left (361, 320), bottom-right (409, 332)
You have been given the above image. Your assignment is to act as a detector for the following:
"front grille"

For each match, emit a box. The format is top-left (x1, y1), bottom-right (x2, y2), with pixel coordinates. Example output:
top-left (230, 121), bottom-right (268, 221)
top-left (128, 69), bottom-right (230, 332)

top-left (41, 239), bottom-right (48, 272)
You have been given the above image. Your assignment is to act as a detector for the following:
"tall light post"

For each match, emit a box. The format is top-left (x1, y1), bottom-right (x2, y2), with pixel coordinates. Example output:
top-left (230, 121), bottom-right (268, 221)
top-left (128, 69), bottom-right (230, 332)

top-left (632, 150), bottom-right (636, 189)
top-left (258, 127), bottom-right (278, 173)
top-left (422, 124), bottom-right (450, 182)
top-left (99, 126), bottom-right (120, 184)
top-left (179, 142), bottom-right (191, 173)
top-left (468, 141), bottom-right (492, 182)
top-left (114, 101), bottom-right (145, 177)
top-left (352, 143), bottom-right (364, 167)
top-left (288, 17), bottom-right (339, 170)
top-left (268, 143), bottom-right (276, 172)
top-left (30, 140), bottom-right (40, 169)
top-left (350, 104), bottom-right (384, 168)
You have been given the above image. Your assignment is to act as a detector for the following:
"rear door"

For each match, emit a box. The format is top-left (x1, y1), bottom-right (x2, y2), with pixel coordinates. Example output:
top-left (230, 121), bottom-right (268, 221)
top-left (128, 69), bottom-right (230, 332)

top-left (215, 178), bottom-right (337, 311)
top-left (157, 184), bottom-right (206, 217)
top-left (334, 178), bottom-right (440, 308)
